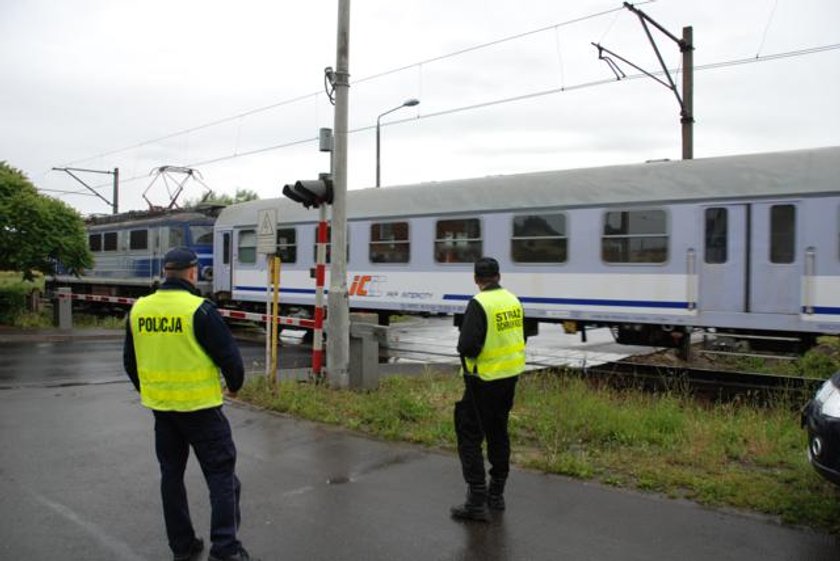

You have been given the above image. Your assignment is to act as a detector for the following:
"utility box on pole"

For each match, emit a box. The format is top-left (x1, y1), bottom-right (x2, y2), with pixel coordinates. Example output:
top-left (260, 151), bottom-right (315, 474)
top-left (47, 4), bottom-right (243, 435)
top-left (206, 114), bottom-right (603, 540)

top-left (54, 287), bottom-right (73, 330)
top-left (349, 322), bottom-right (380, 390)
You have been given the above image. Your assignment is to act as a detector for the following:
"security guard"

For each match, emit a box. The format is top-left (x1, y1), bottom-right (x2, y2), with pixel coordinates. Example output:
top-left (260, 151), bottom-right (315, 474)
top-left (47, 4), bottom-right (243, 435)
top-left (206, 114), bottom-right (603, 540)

top-left (451, 257), bottom-right (526, 522)
top-left (123, 247), bottom-right (259, 561)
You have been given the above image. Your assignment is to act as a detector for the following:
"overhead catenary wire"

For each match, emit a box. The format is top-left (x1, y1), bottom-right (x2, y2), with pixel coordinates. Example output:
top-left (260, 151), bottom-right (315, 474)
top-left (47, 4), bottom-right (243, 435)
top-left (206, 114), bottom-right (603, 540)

top-left (756, 0), bottom-right (781, 57)
top-left (41, 1), bottom-right (838, 203)
top-left (94, 40), bottom-right (839, 188)
top-left (61, 3), bottom-right (653, 170)
top-left (59, 91), bottom-right (322, 168)
top-left (44, 4), bottom-right (840, 202)
top-left (51, 40), bottom-right (840, 199)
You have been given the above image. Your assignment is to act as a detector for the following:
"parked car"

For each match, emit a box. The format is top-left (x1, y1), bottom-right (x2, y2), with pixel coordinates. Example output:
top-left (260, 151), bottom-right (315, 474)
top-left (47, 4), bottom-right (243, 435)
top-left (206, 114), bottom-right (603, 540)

top-left (802, 372), bottom-right (840, 485)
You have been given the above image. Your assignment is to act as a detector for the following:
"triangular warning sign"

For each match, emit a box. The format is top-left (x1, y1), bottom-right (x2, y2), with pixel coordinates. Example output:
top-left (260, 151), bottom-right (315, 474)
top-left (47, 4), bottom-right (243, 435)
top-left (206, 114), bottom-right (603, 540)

top-left (259, 212), bottom-right (275, 236)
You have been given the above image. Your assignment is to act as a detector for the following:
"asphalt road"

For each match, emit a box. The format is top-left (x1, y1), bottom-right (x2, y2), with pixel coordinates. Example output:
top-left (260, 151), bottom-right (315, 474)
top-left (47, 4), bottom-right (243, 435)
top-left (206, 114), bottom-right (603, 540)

top-left (1, 331), bottom-right (838, 560)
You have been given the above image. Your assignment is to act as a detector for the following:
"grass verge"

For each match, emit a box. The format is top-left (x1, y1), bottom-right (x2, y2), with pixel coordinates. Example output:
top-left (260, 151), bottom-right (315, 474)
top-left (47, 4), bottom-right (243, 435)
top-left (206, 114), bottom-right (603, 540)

top-left (238, 369), bottom-right (840, 533)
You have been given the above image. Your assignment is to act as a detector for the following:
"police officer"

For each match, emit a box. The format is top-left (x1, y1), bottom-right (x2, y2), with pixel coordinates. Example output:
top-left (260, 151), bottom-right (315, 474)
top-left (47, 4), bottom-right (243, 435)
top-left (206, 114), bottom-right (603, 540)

top-left (451, 257), bottom-right (526, 522)
top-left (123, 247), bottom-right (259, 561)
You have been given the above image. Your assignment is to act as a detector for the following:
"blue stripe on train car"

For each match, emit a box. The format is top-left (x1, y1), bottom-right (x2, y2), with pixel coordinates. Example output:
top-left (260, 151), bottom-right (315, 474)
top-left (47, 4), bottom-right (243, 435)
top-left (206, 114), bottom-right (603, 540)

top-left (809, 307), bottom-right (840, 315)
top-left (131, 257), bottom-right (163, 278)
top-left (234, 285), bottom-right (687, 309)
top-left (237, 286), bottom-right (318, 295)
top-left (444, 293), bottom-right (689, 309)
top-left (129, 254), bottom-right (210, 279)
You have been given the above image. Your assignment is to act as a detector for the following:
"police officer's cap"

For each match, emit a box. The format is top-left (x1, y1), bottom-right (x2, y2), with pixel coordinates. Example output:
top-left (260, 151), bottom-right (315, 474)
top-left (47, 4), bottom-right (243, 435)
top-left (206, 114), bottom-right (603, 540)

top-left (163, 247), bottom-right (198, 270)
top-left (474, 257), bottom-right (500, 278)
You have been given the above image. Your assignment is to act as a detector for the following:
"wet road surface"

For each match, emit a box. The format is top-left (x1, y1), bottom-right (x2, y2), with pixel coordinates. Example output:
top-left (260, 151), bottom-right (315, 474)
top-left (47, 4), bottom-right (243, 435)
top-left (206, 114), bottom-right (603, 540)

top-left (1, 331), bottom-right (838, 560)
top-left (0, 330), bottom-right (309, 388)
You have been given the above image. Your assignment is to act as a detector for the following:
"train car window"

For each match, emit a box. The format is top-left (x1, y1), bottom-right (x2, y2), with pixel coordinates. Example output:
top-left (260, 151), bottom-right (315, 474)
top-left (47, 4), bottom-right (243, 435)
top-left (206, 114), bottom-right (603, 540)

top-left (434, 219), bottom-right (482, 263)
top-left (602, 209), bottom-right (667, 263)
top-left (704, 208), bottom-right (727, 264)
top-left (223, 233), bottom-right (230, 265)
top-left (770, 204), bottom-right (795, 264)
top-left (313, 225), bottom-right (349, 264)
top-left (129, 229), bottom-right (148, 251)
top-left (277, 227), bottom-right (297, 263)
top-left (190, 225), bottom-right (214, 245)
top-left (511, 213), bottom-right (566, 263)
top-left (238, 229), bottom-right (257, 264)
top-left (89, 233), bottom-right (102, 252)
top-left (169, 226), bottom-right (185, 248)
top-left (103, 232), bottom-right (118, 252)
top-left (370, 221), bottom-right (409, 263)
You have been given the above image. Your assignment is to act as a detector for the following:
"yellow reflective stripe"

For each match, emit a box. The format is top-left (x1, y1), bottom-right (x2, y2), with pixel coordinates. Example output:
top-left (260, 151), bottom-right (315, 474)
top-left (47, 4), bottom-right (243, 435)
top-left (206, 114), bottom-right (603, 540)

top-left (141, 370), bottom-right (221, 384)
top-left (142, 379), bottom-right (221, 393)
top-left (143, 387), bottom-right (222, 403)
top-left (482, 356), bottom-right (525, 372)
top-left (478, 342), bottom-right (526, 359)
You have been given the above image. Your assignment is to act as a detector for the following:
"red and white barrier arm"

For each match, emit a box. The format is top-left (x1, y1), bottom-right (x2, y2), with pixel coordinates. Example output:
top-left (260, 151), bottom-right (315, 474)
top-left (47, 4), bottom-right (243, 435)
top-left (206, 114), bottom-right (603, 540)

top-left (217, 308), bottom-right (315, 330)
top-left (58, 291), bottom-right (315, 330)
top-left (60, 293), bottom-right (136, 305)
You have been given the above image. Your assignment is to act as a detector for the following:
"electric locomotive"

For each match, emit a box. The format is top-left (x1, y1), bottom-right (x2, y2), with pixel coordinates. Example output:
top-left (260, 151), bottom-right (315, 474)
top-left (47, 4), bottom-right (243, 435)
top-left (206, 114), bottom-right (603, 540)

top-left (50, 205), bottom-right (221, 307)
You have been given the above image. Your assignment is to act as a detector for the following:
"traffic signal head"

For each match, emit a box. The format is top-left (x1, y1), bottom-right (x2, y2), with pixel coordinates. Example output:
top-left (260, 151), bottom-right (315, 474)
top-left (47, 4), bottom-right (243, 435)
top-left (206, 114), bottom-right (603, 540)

top-left (282, 177), bottom-right (334, 209)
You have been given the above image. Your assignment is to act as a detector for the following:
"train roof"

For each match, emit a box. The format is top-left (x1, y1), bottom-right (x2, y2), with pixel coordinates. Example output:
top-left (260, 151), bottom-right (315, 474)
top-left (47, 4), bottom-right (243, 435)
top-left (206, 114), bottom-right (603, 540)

top-left (217, 146), bottom-right (840, 227)
top-left (87, 205), bottom-right (222, 230)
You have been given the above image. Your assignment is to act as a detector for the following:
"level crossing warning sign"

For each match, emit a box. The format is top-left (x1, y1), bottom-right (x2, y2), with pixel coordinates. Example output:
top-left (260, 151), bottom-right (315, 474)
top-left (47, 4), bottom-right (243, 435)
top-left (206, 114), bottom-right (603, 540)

top-left (257, 208), bottom-right (277, 255)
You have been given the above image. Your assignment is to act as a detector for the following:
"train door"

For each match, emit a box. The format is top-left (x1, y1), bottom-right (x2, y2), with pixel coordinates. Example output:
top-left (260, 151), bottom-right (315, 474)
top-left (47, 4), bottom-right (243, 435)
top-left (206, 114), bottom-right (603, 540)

top-left (699, 205), bottom-right (747, 312)
top-left (151, 227), bottom-right (163, 278)
top-left (750, 202), bottom-right (800, 314)
top-left (153, 225), bottom-right (177, 278)
top-left (215, 230), bottom-right (233, 294)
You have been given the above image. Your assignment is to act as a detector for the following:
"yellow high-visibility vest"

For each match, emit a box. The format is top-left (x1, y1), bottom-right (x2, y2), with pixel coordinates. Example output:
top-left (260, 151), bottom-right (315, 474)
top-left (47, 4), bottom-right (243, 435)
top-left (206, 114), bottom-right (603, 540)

top-left (130, 290), bottom-right (222, 411)
top-left (463, 288), bottom-right (526, 381)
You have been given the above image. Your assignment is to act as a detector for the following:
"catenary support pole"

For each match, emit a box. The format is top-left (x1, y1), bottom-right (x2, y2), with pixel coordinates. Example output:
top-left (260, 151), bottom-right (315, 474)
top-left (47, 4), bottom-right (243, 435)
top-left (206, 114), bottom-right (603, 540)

top-left (112, 167), bottom-right (120, 214)
top-left (681, 26), bottom-right (694, 160)
top-left (327, 0), bottom-right (351, 388)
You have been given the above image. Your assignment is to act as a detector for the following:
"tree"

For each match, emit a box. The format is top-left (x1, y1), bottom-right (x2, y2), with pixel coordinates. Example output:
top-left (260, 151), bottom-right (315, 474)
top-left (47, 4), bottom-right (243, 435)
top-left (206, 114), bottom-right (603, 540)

top-left (0, 162), bottom-right (92, 279)
top-left (186, 188), bottom-right (259, 207)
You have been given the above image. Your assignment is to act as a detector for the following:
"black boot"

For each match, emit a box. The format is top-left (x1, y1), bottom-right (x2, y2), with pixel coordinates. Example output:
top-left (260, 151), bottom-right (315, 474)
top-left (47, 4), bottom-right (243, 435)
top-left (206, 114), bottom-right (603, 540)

top-left (450, 485), bottom-right (490, 522)
top-left (173, 537), bottom-right (204, 561)
top-left (488, 478), bottom-right (506, 511)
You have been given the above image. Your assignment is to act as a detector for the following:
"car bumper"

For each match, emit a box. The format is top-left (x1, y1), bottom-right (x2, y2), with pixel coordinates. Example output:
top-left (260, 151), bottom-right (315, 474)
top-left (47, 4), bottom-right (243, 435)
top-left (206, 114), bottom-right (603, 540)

top-left (803, 400), bottom-right (840, 486)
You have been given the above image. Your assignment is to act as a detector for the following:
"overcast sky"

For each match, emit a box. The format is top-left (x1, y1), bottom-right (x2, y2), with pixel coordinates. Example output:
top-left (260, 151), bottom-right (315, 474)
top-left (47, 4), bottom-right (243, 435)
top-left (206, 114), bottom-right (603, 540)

top-left (1, 0), bottom-right (838, 215)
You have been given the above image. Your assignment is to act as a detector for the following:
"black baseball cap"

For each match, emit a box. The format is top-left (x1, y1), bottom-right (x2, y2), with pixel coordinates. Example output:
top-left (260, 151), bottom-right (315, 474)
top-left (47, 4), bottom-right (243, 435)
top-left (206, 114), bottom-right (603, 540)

top-left (474, 257), bottom-right (500, 277)
top-left (163, 247), bottom-right (198, 270)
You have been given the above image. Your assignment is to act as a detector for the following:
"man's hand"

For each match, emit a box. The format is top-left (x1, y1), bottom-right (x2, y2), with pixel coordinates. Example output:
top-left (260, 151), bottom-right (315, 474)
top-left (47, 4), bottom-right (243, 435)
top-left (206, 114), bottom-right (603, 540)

top-left (224, 388), bottom-right (238, 399)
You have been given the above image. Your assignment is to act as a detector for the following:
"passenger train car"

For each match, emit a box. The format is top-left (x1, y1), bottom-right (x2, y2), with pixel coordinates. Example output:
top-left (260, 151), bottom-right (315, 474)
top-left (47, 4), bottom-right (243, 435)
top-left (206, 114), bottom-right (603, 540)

top-left (50, 206), bottom-right (220, 301)
top-left (213, 146), bottom-right (840, 351)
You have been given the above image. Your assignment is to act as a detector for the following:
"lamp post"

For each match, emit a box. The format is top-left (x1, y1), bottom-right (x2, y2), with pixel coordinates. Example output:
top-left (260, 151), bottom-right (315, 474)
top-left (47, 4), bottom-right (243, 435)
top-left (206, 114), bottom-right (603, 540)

top-left (376, 98), bottom-right (419, 187)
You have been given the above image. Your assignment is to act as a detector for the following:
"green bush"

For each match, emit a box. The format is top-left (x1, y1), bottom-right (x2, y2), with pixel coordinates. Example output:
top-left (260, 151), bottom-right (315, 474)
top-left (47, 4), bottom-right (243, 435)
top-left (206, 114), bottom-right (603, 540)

top-left (0, 284), bottom-right (27, 324)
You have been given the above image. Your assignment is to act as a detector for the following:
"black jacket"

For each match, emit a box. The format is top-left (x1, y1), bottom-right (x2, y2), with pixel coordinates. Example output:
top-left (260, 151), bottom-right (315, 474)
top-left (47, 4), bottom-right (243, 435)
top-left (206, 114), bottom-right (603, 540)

top-left (123, 278), bottom-right (245, 393)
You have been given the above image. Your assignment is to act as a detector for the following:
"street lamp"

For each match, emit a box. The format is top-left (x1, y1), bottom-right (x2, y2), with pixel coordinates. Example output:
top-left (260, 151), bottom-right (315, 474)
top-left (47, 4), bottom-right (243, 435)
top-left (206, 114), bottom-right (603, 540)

top-left (376, 98), bottom-right (420, 188)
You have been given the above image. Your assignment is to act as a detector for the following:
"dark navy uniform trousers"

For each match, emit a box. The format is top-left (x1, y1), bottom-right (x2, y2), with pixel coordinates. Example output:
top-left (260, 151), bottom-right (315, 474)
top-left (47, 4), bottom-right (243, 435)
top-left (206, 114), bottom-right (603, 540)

top-left (153, 407), bottom-right (242, 558)
top-left (454, 375), bottom-right (518, 487)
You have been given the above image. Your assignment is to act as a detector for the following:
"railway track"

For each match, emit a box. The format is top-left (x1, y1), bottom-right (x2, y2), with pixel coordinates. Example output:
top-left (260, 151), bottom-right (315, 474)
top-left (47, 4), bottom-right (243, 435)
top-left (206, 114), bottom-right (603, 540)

top-left (382, 334), bottom-right (824, 402)
top-left (582, 360), bottom-right (823, 404)
top-left (228, 320), bottom-right (826, 402)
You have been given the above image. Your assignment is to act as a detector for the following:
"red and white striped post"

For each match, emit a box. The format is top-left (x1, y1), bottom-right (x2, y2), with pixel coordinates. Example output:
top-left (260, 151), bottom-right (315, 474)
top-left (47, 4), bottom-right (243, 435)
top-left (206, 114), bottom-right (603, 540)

top-left (312, 204), bottom-right (328, 381)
